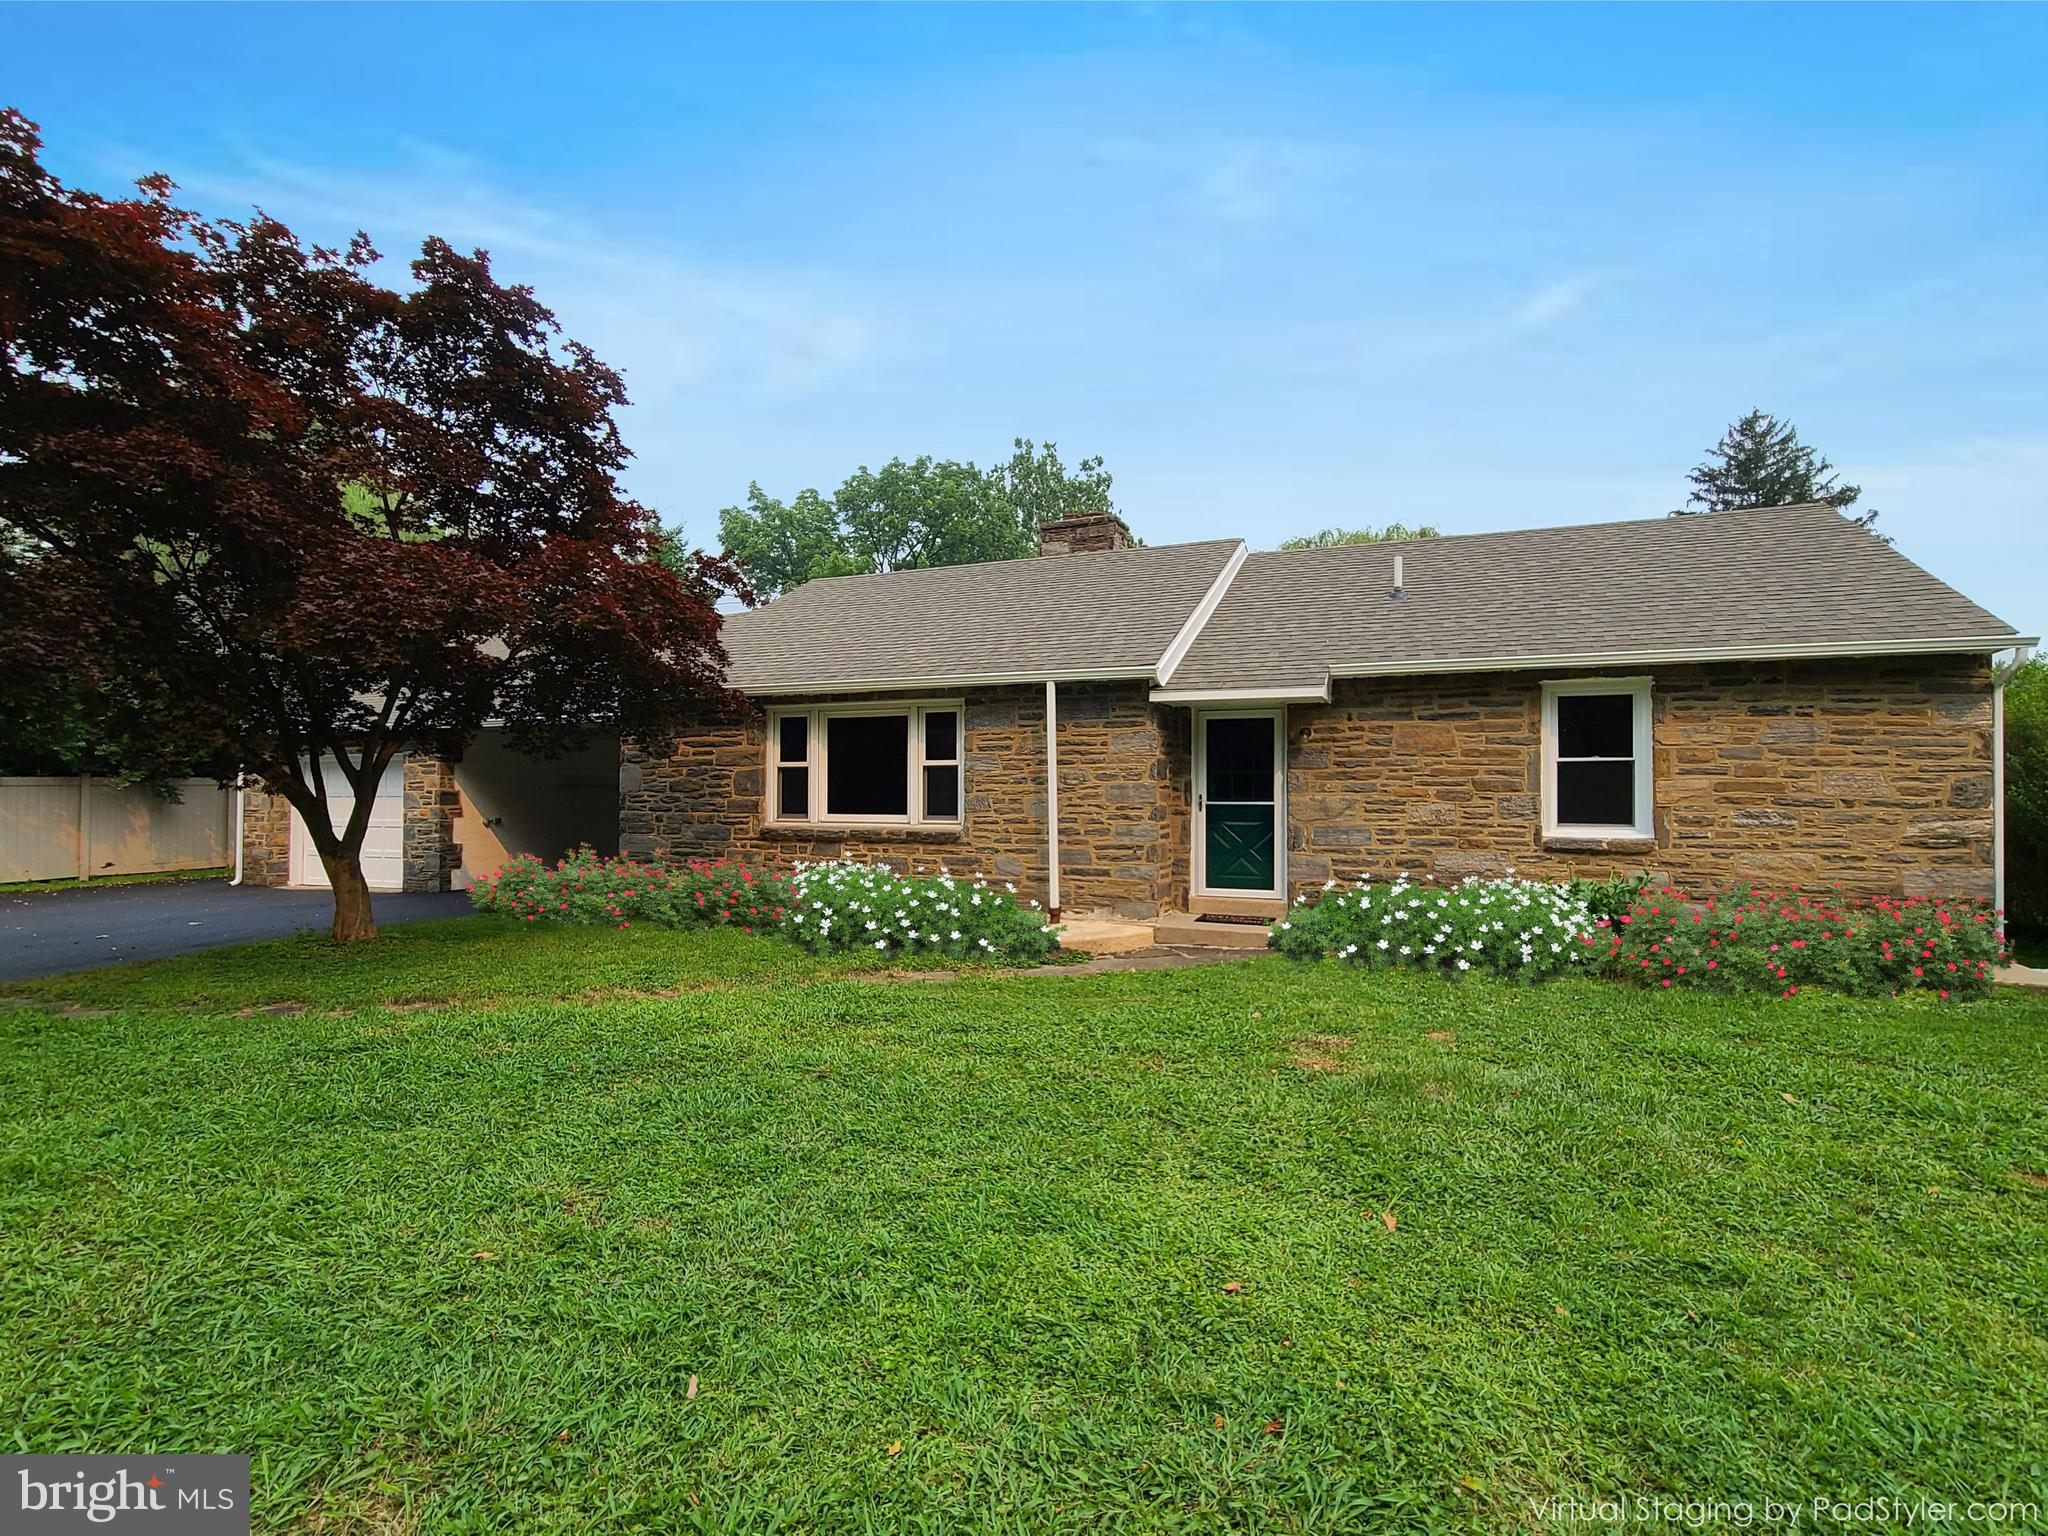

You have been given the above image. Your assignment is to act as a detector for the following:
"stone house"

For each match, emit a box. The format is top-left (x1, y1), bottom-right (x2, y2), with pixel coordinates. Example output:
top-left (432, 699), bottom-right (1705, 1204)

top-left (241, 502), bottom-right (2033, 923)
top-left (620, 503), bottom-right (2033, 922)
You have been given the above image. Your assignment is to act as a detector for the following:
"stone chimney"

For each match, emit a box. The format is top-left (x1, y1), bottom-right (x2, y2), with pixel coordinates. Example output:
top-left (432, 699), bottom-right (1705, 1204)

top-left (1038, 513), bottom-right (1135, 556)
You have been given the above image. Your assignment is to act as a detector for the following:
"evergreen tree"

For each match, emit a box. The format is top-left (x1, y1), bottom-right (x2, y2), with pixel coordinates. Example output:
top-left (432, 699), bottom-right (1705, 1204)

top-left (1678, 410), bottom-right (1878, 528)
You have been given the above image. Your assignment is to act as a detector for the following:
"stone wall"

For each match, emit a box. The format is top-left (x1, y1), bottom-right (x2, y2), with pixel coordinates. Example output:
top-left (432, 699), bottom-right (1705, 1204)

top-left (401, 755), bottom-right (460, 892)
top-left (239, 781), bottom-right (293, 888)
top-left (1284, 655), bottom-right (1995, 900)
top-left (621, 682), bottom-right (1183, 918)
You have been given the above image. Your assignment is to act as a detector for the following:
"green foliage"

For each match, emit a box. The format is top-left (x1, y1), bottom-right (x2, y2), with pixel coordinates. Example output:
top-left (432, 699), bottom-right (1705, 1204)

top-left (1269, 875), bottom-right (1594, 980)
top-left (784, 860), bottom-right (1058, 963)
top-left (992, 437), bottom-right (1115, 527)
top-left (1587, 886), bottom-right (2007, 1000)
top-left (1678, 409), bottom-right (1878, 528)
top-left (835, 456), bottom-right (1032, 576)
top-left (6, 929), bottom-right (2046, 1526)
top-left (1566, 870), bottom-right (1646, 925)
top-left (714, 484), bottom-right (863, 600)
top-left (716, 439), bottom-right (1120, 598)
top-left (470, 850), bottom-right (797, 932)
top-left (1276, 523), bottom-right (1439, 550)
top-left (2005, 656), bottom-right (2048, 934)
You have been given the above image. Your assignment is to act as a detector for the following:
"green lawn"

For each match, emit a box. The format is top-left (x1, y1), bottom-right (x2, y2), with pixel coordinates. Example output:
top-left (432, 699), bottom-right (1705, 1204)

top-left (4, 919), bottom-right (2046, 1532)
top-left (1, 864), bottom-right (229, 894)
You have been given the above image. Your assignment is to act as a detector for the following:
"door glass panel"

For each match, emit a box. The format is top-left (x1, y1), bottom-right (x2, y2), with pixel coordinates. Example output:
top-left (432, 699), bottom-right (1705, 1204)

top-left (1205, 717), bottom-right (1273, 802)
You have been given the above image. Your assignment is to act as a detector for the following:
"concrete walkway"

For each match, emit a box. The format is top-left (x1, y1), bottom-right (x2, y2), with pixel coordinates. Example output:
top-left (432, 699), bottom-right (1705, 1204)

top-left (0, 879), bottom-right (472, 982)
top-left (1996, 965), bottom-right (2048, 990)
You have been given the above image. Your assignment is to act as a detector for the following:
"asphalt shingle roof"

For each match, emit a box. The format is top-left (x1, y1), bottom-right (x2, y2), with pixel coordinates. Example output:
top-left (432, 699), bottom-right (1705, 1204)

top-left (717, 505), bottom-right (2025, 697)
top-left (1165, 503), bottom-right (2023, 692)
top-left (721, 538), bottom-right (1241, 693)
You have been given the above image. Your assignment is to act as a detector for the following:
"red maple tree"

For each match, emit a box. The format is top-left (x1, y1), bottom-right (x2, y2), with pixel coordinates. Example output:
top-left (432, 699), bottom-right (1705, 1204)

top-left (0, 108), bottom-right (738, 939)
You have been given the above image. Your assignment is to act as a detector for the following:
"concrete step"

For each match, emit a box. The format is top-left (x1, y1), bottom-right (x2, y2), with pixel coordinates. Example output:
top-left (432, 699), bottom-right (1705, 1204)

top-left (1151, 912), bottom-right (1275, 950)
top-left (1055, 917), bottom-right (1156, 956)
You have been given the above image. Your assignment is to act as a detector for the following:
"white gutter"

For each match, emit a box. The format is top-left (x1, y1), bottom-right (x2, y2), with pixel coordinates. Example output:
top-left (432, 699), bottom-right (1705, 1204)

top-left (1154, 541), bottom-right (1248, 686)
top-left (1045, 678), bottom-right (1061, 921)
top-left (1152, 682), bottom-right (1332, 705)
top-left (1325, 634), bottom-right (2037, 681)
top-left (229, 770), bottom-right (245, 886)
top-left (739, 664), bottom-right (1158, 698)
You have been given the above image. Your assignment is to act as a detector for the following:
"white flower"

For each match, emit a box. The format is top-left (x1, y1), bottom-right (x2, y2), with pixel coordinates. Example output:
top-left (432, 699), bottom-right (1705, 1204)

top-left (1456, 957), bottom-right (1470, 971)
top-left (874, 939), bottom-right (887, 950)
top-left (1376, 938), bottom-right (1389, 951)
top-left (1399, 944), bottom-right (1412, 956)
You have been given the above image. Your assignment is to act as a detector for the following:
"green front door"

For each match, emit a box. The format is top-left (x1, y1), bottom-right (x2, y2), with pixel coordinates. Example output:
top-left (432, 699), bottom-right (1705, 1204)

top-left (1200, 713), bottom-right (1279, 894)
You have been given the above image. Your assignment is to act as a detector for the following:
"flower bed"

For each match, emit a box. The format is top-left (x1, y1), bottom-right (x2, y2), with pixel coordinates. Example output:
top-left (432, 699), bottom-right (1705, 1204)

top-left (470, 851), bottom-right (1059, 964)
top-left (470, 850), bottom-right (796, 932)
top-left (784, 861), bottom-right (1058, 963)
top-left (1585, 887), bottom-right (2009, 1001)
top-left (1269, 875), bottom-right (1595, 981)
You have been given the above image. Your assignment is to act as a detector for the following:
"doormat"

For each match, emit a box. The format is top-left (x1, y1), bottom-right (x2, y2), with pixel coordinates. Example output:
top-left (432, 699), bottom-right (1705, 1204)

top-left (1195, 913), bottom-right (1269, 925)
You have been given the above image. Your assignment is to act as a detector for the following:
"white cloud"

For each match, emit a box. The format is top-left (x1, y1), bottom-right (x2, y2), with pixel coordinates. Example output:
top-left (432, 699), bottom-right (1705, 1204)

top-left (1085, 133), bottom-right (1350, 235)
top-left (154, 139), bottom-right (885, 399)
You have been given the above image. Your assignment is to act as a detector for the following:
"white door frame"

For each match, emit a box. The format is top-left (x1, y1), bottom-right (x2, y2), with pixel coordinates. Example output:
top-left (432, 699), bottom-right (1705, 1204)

top-left (1191, 708), bottom-right (1287, 900)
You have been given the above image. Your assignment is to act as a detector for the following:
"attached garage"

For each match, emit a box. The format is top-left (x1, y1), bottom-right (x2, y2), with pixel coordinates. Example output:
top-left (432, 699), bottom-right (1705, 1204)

top-left (287, 752), bottom-right (408, 891)
top-left (241, 737), bottom-right (620, 894)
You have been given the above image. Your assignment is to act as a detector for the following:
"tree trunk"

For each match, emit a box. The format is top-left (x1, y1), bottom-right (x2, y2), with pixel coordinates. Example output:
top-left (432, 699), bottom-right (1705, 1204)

top-left (322, 852), bottom-right (379, 942)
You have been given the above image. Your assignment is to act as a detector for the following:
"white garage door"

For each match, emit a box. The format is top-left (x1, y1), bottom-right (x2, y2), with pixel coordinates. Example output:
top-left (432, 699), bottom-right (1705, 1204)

top-left (289, 753), bottom-right (407, 891)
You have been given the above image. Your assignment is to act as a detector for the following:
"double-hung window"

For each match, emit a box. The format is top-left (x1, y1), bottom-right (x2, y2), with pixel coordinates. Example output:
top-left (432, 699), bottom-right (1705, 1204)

top-left (768, 703), bottom-right (963, 827)
top-left (1541, 678), bottom-right (1653, 838)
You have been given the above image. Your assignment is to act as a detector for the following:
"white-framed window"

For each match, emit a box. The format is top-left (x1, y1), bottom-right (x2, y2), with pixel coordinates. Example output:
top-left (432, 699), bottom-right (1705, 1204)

top-left (767, 702), bottom-right (963, 827)
top-left (1540, 677), bottom-right (1653, 839)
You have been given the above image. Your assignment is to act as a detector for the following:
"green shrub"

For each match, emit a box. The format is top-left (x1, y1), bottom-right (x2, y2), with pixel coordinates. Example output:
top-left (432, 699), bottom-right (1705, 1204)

top-left (784, 861), bottom-right (1058, 964)
top-left (2007, 656), bottom-right (2048, 938)
top-left (471, 849), bottom-right (796, 932)
top-left (1566, 870), bottom-right (1647, 925)
top-left (1586, 886), bottom-right (2008, 1000)
top-left (1270, 875), bottom-right (1595, 981)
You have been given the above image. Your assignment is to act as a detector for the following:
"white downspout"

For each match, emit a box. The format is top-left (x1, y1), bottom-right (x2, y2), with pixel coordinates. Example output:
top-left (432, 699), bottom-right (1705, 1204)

top-left (229, 770), bottom-right (245, 886)
top-left (1045, 678), bottom-right (1061, 922)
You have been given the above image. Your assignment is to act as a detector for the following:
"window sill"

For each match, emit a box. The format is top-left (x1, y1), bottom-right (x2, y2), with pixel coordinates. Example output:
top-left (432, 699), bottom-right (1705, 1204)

top-left (1542, 832), bottom-right (1657, 854)
top-left (758, 822), bottom-right (964, 844)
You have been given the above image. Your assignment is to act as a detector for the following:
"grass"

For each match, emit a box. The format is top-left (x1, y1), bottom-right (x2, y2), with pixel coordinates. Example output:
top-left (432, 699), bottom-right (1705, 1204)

top-left (1, 864), bottom-right (228, 894)
top-left (3, 921), bottom-right (2046, 1532)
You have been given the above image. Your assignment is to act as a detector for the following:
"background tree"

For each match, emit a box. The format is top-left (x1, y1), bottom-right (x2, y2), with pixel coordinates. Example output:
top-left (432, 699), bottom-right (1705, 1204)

top-left (836, 456), bottom-right (1031, 574)
top-left (1278, 523), bottom-right (1439, 550)
top-left (713, 484), bottom-right (857, 598)
top-left (0, 108), bottom-right (736, 940)
top-left (717, 440), bottom-right (1119, 599)
top-left (994, 437), bottom-right (1115, 528)
top-left (1677, 409), bottom-right (1878, 527)
top-left (2005, 655), bottom-right (2048, 947)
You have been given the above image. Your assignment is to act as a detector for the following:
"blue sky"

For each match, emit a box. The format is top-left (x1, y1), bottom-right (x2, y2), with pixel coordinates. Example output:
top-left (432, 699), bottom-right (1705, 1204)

top-left (7, 3), bottom-right (2045, 640)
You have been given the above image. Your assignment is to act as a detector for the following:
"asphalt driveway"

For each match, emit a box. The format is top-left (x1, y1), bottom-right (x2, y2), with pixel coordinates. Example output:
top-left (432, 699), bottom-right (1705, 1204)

top-left (0, 878), bottom-right (473, 982)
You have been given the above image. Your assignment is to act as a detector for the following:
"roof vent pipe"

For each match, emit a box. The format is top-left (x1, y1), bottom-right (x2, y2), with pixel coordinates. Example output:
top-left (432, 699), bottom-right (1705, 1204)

top-left (1390, 553), bottom-right (1405, 600)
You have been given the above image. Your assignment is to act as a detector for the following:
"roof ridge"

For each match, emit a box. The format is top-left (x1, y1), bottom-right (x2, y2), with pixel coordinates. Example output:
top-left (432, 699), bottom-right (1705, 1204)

top-left (782, 535), bottom-right (1242, 590)
top-left (1250, 501), bottom-right (1850, 560)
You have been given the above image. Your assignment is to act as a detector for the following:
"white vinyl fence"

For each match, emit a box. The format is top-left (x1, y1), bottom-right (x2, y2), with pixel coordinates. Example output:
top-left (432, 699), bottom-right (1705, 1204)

top-left (0, 777), bottom-right (233, 884)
